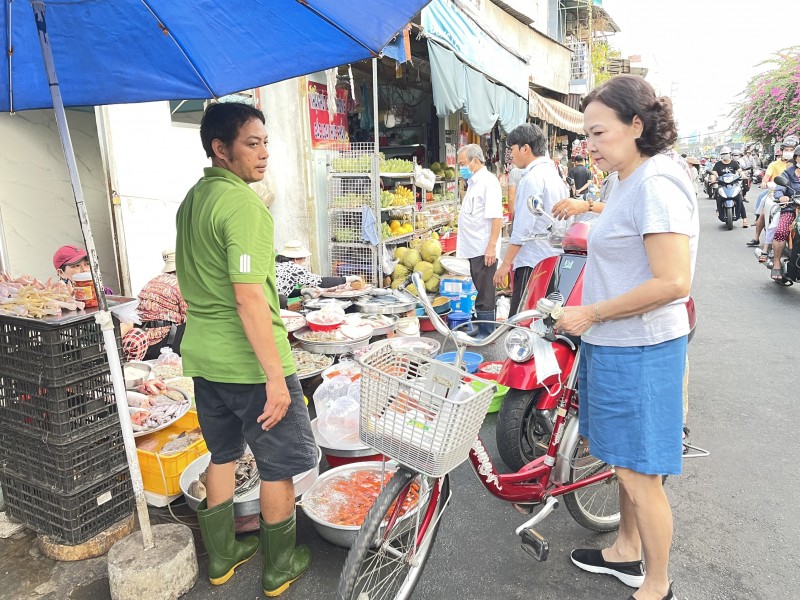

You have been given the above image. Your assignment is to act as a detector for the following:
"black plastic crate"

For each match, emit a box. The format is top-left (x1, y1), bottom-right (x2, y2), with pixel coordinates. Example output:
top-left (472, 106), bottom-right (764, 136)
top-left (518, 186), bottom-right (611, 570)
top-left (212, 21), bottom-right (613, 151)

top-left (1, 466), bottom-right (134, 545)
top-left (0, 420), bottom-right (127, 494)
top-left (0, 313), bottom-right (121, 387)
top-left (0, 371), bottom-right (119, 443)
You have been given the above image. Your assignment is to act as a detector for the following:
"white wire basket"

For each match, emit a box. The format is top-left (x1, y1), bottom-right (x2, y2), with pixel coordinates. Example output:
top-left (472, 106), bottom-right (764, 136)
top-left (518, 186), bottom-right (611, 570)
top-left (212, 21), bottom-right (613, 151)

top-left (357, 344), bottom-right (496, 478)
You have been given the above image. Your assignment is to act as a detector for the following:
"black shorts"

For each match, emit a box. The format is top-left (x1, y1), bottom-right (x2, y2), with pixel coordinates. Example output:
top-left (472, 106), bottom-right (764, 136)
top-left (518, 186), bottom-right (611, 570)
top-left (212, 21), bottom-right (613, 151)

top-left (193, 374), bottom-right (317, 482)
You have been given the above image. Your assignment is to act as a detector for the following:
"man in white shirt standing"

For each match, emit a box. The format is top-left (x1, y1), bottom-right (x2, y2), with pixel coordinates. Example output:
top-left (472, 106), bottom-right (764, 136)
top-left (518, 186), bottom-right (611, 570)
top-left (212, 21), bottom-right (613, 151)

top-left (494, 124), bottom-right (568, 316)
top-left (456, 144), bottom-right (503, 337)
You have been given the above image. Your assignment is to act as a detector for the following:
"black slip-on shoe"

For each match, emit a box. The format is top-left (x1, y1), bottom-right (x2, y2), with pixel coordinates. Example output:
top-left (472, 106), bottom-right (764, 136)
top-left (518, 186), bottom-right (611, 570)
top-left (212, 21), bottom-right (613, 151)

top-left (571, 548), bottom-right (645, 588)
top-left (627, 581), bottom-right (675, 600)
top-left (746, 239), bottom-right (760, 247)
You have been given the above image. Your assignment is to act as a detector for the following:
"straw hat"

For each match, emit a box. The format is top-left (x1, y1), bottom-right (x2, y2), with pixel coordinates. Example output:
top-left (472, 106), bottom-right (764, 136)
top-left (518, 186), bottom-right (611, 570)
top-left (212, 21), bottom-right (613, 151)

top-left (162, 249), bottom-right (176, 273)
top-left (279, 240), bottom-right (311, 259)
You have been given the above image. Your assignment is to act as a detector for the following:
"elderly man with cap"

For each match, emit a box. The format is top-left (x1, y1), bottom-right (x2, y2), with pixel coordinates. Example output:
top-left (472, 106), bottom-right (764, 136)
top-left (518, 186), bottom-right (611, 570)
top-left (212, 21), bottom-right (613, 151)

top-left (275, 240), bottom-right (359, 304)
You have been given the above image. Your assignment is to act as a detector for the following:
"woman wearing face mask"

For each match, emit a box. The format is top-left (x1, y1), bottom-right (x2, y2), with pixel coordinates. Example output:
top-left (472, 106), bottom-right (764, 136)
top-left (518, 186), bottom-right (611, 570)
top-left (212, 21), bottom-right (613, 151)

top-left (53, 245), bottom-right (114, 294)
top-left (274, 240), bottom-right (359, 304)
top-left (554, 75), bottom-right (698, 600)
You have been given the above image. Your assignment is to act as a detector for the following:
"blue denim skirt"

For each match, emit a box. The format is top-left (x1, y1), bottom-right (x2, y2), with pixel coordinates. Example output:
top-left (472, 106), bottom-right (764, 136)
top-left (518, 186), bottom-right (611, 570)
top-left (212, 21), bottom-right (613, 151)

top-left (577, 337), bottom-right (687, 475)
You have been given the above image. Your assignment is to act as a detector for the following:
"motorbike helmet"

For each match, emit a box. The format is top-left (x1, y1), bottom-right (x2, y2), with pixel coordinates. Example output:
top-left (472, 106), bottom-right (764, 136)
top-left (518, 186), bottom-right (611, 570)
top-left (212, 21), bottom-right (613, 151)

top-left (794, 146), bottom-right (800, 162)
top-left (720, 146), bottom-right (731, 155)
top-left (783, 135), bottom-right (799, 148)
top-left (732, 150), bottom-right (742, 157)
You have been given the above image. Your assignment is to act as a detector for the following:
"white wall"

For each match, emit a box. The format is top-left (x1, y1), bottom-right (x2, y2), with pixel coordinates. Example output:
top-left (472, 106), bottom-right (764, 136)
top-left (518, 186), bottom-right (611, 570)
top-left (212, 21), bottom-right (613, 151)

top-left (101, 101), bottom-right (207, 295)
top-left (0, 109), bottom-right (119, 290)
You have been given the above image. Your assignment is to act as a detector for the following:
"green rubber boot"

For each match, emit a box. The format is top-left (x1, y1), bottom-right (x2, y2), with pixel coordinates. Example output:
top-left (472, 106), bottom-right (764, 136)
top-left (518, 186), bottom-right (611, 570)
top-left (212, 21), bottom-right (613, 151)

top-left (196, 498), bottom-right (259, 585)
top-left (260, 514), bottom-right (311, 597)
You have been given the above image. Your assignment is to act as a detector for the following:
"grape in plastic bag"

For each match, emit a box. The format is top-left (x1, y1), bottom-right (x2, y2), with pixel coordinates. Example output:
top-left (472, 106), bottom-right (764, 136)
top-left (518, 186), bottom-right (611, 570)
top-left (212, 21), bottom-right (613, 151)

top-left (318, 395), bottom-right (360, 446)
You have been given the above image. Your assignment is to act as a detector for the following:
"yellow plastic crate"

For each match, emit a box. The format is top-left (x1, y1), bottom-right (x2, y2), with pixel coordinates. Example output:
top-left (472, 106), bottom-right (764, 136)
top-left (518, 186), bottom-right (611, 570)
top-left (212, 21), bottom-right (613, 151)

top-left (136, 410), bottom-right (208, 496)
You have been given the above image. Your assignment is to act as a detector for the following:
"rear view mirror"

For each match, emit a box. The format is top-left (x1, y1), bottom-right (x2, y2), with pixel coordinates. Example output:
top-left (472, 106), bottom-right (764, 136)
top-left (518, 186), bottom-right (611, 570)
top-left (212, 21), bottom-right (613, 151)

top-left (773, 176), bottom-right (790, 187)
top-left (527, 195), bottom-right (545, 216)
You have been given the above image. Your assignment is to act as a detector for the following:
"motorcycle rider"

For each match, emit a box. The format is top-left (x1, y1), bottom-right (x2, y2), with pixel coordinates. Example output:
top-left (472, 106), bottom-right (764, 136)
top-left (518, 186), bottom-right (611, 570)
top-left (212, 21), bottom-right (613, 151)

top-left (748, 139), bottom-right (798, 247)
top-left (710, 146), bottom-right (747, 227)
top-left (769, 146), bottom-right (800, 280)
top-left (733, 149), bottom-right (752, 197)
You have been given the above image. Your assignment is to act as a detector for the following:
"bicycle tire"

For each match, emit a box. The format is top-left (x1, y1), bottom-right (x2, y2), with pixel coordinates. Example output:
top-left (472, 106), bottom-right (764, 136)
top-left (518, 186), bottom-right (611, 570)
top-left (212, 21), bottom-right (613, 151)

top-left (562, 437), bottom-right (621, 532)
top-left (337, 468), bottom-right (449, 600)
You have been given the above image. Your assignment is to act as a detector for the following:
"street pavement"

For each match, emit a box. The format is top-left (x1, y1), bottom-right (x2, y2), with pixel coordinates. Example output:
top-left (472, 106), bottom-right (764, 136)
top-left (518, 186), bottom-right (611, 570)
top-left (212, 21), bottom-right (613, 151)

top-left (2, 181), bottom-right (799, 600)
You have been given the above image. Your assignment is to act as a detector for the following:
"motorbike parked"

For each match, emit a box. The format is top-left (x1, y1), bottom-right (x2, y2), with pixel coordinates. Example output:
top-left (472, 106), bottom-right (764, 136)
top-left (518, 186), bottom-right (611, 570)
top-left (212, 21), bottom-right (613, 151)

top-left (715, 172), bottom-right (743, 230)
top-left (763, 175), bottom-right (800, 285)
top-left (493, 197), bottom-right (697, 470)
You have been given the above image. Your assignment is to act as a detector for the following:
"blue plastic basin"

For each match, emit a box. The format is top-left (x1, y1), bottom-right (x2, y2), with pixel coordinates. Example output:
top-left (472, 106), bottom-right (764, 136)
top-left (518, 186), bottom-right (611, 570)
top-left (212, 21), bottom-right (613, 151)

top-left (435, 351), bottom-right (484, 374)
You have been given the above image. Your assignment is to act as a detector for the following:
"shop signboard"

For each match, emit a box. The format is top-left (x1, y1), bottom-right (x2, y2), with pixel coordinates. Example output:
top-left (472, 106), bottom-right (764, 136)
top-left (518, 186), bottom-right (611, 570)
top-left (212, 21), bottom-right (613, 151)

top-left (308, 82), bottom-right (350, 149)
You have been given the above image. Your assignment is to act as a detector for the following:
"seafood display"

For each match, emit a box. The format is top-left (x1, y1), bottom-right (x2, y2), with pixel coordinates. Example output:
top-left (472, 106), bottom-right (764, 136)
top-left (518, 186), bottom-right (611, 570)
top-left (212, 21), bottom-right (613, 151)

top-left (135, 428), bottom-right (203, 455)
top-left (188, 452), bottom-right (260, 502)
top-left (302, 468), bottom-right (419, 527)
top-left (127, 379), bottom-right (191, 436)
top-left (0, 272), bottom-right (85, 318)
top-left (292, 349), bottom-right (334, 378)
top-left (303, 297), bottom-right (352, 311)
top-left (320, 281), bottom-right (373, 298)
top-left (280, 309), bottom-right (306, 333)
top-left (294, 326), bottom-right (372, 344)
top-left (163, 376), bottom-right (195, 398)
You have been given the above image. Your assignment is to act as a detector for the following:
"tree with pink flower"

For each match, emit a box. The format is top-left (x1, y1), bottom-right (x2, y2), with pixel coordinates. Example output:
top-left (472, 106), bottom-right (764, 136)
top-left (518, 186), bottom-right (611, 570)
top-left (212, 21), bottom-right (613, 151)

top-left (731, 46), bottom-right (800, 147)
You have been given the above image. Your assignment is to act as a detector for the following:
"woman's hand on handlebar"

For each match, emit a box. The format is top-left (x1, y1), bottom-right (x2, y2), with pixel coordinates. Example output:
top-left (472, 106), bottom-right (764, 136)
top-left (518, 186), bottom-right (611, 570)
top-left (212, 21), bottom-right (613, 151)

top-left (552, 198), bottom-right (586, 220)
top-left (555, 305), bottom-right (595, 336)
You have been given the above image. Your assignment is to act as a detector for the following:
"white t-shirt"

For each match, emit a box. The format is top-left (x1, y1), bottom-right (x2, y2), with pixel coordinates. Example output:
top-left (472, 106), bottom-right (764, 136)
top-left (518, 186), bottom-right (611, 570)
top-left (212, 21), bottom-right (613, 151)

top-left (582, 153), bottom-right (699, 347)
top-left (456, 167), bottom-right (503, 259)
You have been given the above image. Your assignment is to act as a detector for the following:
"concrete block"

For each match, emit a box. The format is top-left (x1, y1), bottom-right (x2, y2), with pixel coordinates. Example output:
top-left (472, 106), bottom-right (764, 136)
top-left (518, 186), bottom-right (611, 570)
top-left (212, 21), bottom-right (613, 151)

top-left (107, 523), bottom-right (198, 600)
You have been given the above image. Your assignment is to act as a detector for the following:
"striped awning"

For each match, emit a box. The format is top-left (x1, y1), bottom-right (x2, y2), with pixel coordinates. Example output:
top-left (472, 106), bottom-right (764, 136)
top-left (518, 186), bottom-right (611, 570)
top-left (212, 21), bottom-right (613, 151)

top-left (529, 90), bottom-right (584, 134)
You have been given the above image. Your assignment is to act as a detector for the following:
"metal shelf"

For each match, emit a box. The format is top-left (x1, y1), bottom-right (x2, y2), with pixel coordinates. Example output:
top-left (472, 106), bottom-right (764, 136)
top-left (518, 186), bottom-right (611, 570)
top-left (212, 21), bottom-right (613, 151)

top-left (381, 204), bottom-right (415, 212)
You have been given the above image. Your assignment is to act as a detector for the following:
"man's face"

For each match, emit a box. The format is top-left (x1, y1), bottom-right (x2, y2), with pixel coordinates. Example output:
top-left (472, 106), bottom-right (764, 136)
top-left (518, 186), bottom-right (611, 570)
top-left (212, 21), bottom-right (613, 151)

top-left (457, 153), bottom-right (477, 172)
top-left (213, 118), bottom-right (269, 184)
top-left (510, 143), bottom-right (531, 168)
top-left (720, 153), bottom-right (731, 164)
top-left (58, 257), bottom-right (90, 282)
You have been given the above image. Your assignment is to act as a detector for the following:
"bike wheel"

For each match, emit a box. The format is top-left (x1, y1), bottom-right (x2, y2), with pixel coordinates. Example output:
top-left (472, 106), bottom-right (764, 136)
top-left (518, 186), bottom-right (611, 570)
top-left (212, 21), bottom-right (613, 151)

top-left (496, 388), bottom-right (552, 471)
top-left (725, 207), bottom-right (733, 230)
top-left (562, 436), bottom-right (620, 532)
top-left (337, 469), bottom-right (449, 600)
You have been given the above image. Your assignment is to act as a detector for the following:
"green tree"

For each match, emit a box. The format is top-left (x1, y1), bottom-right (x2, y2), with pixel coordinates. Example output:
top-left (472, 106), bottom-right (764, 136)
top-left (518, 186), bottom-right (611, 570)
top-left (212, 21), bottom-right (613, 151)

top-left (591, 40), bottom-right (621, 86)
top-left (730, 46), bottom-right (800, 147)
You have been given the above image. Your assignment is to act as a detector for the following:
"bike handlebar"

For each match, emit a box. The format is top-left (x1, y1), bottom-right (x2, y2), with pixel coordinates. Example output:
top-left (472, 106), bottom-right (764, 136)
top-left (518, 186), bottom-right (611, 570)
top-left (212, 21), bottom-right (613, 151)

top-left (410, 272), bottom-right (544, 348)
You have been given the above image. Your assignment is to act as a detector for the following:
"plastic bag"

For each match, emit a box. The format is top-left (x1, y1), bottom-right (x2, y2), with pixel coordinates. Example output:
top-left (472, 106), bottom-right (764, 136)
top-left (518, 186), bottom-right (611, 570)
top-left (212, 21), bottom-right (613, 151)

top-left (318, 395), bottom-right (360, 446)
top-left (156, 347), bottom-right (181, 366)
top-left (312, 376), bottom-right (353, 420)
top-left (530, 320), bottom-right (561, 394)
top-left (496, 296), bottom-right (510, 322)
top-left (152, 347), bottom-right (183, 379)
top-left (347, 381), bottom-right (361, 403)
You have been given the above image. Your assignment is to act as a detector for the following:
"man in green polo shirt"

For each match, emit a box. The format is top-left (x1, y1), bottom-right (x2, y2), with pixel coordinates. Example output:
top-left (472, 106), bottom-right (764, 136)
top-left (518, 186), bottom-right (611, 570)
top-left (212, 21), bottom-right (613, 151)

top-left (176, 102), bottom-right (316, 596)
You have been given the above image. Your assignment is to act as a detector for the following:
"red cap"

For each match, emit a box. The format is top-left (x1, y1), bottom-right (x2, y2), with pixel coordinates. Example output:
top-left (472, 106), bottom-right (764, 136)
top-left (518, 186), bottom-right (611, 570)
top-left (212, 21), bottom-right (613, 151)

top-left (53, 245), bottom-right (88, 270)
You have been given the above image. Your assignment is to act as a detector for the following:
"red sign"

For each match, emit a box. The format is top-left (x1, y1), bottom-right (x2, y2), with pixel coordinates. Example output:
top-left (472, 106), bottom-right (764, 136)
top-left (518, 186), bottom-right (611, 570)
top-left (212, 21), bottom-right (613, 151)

top-left (308, 82), bottom-right (350, 149)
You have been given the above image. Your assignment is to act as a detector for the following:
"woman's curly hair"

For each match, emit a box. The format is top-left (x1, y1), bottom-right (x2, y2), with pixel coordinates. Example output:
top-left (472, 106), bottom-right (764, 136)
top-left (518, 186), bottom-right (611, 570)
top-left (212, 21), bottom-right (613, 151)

top-left (581, 75), bottom-right (677, 156)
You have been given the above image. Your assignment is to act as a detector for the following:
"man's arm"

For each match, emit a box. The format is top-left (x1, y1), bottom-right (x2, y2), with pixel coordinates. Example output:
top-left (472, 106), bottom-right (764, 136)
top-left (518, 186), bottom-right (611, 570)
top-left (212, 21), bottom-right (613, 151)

top-left (233, 283), bottom-right (291, 429)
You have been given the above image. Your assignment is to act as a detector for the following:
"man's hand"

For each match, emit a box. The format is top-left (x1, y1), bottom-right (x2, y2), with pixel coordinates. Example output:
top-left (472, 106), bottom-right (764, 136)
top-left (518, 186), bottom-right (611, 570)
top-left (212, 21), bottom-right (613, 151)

top-left (257, 377), bottom-right (291, 430)
top-left (484, 245), bottom-right (497, 267)
top-left (493, 261), bottom-right (510, 287)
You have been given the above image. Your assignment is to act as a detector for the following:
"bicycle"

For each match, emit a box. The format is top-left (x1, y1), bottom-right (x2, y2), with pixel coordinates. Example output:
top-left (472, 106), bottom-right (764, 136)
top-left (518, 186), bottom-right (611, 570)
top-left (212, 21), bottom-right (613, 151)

top-left (336, 272), bottom-right (628, 600)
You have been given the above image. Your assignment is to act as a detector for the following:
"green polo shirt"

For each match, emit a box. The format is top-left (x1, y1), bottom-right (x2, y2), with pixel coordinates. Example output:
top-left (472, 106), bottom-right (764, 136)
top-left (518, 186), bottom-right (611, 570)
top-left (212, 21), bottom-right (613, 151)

top-left (175, 167), bottom-right (295, 383)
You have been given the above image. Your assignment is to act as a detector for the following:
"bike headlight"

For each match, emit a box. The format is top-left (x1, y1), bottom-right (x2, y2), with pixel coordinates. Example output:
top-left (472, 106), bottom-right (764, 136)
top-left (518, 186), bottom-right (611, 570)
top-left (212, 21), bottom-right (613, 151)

top-left (505, 328), bottom-right (535, 362)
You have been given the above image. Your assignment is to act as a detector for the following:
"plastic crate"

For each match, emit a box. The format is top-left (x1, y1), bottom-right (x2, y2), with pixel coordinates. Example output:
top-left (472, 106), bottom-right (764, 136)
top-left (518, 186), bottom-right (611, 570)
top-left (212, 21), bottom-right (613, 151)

top-left (0, 420), bottom-right (127, 494)
top-left (136, 410), bottom-right (208, 496)
top-left (439, 232), bottom-right (457, 253)
top-left (1, 466), bottom-right (134, 545)
top-left (0, 371), bottom-right (118, 443)
top-left (0, 313), bottom-right (121, 387)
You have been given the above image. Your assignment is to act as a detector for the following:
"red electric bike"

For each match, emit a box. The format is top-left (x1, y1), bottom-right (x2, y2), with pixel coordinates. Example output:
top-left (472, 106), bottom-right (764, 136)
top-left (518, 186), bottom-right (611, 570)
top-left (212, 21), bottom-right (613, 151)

top-left (336, 273), bottom-right (624, 600)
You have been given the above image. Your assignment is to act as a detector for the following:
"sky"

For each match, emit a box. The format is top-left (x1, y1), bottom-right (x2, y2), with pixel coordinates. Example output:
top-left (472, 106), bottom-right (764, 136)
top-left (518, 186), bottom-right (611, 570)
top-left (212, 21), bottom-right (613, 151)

top-left (601, 0), bottom-right (789, 142)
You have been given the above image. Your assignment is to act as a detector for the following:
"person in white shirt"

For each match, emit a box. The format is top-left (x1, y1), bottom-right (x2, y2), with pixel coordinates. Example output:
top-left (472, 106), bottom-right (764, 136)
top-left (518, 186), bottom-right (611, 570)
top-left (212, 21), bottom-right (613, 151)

top-left (494, 124), bottom-right (568, 316)
top-left (455, 144), bottom-right (503, 336)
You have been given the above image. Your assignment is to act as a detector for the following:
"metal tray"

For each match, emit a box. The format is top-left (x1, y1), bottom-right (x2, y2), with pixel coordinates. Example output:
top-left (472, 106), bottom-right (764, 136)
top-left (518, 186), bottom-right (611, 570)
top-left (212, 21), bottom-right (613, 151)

top-left (357, 314), bottom-right (398, 336)
top-left (0, 296), bottom-right (137, 327)
top-left (353, 298), bottom-right (416, 315)
top-left (298, 337), bottom-right (371, 356)
top-left (303, 297), bottom-right (352, 312)
top-left (128, 387), bottom-right (192, 438)
top-left (320, 285), bottom-right (372, 299)
top-left (292, 350), bottom-right (334, 380)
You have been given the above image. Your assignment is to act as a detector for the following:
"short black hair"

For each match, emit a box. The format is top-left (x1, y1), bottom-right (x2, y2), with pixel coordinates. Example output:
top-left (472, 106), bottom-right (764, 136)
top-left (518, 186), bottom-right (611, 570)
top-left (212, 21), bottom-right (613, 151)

top-left (574, 155), bottom-right (585, 163)
top-left (200, 102), bottom-right (265, 159)
top-left (507, 123), bottom-right (548, 157)
top-left (582, 75), bottom-right (678, 156)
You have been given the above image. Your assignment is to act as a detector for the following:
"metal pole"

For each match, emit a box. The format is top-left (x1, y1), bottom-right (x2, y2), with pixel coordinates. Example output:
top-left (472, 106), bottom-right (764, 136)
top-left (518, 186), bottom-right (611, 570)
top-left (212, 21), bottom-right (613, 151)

top-left (373, 57), bottom-right (381, 283)
top-left (30, 0), bottom-right (154, 550)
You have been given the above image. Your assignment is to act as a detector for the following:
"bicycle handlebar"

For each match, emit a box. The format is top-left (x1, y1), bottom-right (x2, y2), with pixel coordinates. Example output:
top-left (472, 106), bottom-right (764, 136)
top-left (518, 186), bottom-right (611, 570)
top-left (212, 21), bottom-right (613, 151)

top-left (410, 272), bottom-right (544, 349)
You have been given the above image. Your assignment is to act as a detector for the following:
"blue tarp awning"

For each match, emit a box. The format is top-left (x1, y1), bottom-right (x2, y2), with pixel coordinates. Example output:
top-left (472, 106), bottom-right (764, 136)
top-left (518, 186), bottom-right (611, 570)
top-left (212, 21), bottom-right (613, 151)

top-left (1, 0), bottom-right (430, 112)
